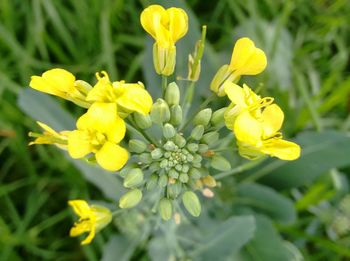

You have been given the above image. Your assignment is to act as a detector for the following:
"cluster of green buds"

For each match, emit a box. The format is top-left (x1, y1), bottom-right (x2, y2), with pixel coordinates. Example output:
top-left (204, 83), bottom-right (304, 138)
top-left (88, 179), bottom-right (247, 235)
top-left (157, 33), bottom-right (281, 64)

top-left (119, 81), bottom-right (230, 219)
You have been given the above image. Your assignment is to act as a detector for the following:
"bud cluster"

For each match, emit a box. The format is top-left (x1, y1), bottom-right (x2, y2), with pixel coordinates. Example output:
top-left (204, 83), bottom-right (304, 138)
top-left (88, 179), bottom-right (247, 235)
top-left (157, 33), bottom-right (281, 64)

top-left (118, 82), bottom-right (230, 219)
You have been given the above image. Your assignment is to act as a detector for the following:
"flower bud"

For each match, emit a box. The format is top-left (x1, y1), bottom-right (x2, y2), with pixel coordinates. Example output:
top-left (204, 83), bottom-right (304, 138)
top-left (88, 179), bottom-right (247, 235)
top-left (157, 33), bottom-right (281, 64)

top-left (159, 198), bottom-right (173, 221)
top-left (163, 140), bottom-right (177, 151)
top-left (129, 139), bottom-right (147, 153)
top-left (146, 174), bottom-right (158, 190)
top-left (149, 162), bottom-right (160, 172)
top-left (201, 131), bottom-right (219, 146)
top-left (150, 99), bottom-right (170, 124)
top-left (190, 125), bottom-right (204, 140)
top-left (187, 143), bottom-right (199, 153)
top-left (123, 168), bottom-right (144, 188)
top-left (182, 164), bottom-right (190, 173)
top-left (182, 191), bottom-right (201, 217)
top-left (198, 144), bottom-right (209, 154)
top-left (170, 105), bottom-right (183, 126)
top-left (165, 82), bottom-right (180, 106)
top-left (119, 189), bottom-right (142, 209)
top-left (139, 153), bottom-right (152, 164)
top-left (174, 134), bottom-right (186, 148)
top-left (167, 182), bottom-right (182, 199)
top-left (163, 123), bottom-right (176, 139)
top-left (158, 174), bottom-right (168, 187)
top-left (133, 112), bottom-right (152, 129)
top-left (74, 80), bottom-right (92, 95)
top-left (179, 173), bottom-right (189, 183)
top-left (169, 169), bottom-right (179, 179)
top-left (211, 107), bottom-right (227, 128)
top-left (159, 159), bottom-right (169, 169)
top-left (119, 163), bottom-right (138, 178)
top-left (189, 168), bottom-right (202, 179)
top-left (210, 155), bottom-right (231, 171)
top-left (201, 175), bottom-right (216, 188)
top-left (151, 148), bottom-right (163, 160)
top-left (194, 108), bottom-right (212, 127)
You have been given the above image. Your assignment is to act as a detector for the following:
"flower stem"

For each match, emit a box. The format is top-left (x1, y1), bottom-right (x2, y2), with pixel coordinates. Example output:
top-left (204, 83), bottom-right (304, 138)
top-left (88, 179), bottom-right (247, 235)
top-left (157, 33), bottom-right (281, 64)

top-left (126, 121), bottom-right (158, 145)
top-left (162, 75), bottom-right (168, 98)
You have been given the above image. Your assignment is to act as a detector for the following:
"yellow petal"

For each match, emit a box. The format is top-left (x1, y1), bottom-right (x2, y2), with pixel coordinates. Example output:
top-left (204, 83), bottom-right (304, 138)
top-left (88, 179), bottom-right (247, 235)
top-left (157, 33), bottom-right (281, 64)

top-left (140, 5), bottom-right (166, 40)
top-left (105, 115), bottom-right (126, 143)
top-left (229, 37), bottom-right (267, 76)
top-left (95, 142), bottom-right (128, 171)
top-left (80, 227), bottom-right (96, 245)
top-left (261, 104), bottom-right (284, 138)
top-left (224, 104), bottom-right (240, 130)
top-left (30, 68), bottom-right (75, 98)
top-left (68, 200), bottom-right (91, 217)
top-left (91, 205), bottom-right (112, 231)
top-left (262, 139), bottom-right (301, 160)
top-left (68, 130), bottom-right (92, 158)
top-left (167, 7), bottom-right (188, 42)
top-left (234, 110), bottom-right (263, 146)
top-left (115, 83), bottom-right (153, 115)
top-left (86, 72), bottom-right (114, 102)
top-left (224, 82), bottom-right (247, 107)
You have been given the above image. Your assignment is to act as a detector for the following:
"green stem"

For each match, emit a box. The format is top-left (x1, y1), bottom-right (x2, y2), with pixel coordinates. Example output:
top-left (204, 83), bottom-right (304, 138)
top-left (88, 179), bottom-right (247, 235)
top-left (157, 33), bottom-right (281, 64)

top-left (214, 157), bottom-right (267, 180)
top-left (112, 209), bottom-right (123, 216)
top-left (162, 75), bottom-right (168, 98)
top-left (126, 122), bottom-right (157, 145)
top-left (182, 81), bottom-right (196, 120)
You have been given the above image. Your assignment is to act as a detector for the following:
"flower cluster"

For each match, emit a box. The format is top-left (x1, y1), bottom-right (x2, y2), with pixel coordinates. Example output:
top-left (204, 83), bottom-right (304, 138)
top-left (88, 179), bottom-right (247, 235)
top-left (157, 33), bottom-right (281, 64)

top-left (27, 4), bottom-right (300, 245)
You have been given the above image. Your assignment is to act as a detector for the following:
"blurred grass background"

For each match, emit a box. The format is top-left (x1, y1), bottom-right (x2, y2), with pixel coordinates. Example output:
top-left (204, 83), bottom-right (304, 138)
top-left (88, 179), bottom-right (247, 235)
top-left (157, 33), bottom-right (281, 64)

top-left (0, 0), bottom-right (350, 260)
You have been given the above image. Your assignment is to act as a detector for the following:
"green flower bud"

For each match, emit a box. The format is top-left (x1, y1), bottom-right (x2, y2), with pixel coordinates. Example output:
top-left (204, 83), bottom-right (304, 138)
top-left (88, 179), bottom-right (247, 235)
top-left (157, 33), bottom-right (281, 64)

top-left (139, 153), bottom-right (152, 164)
top-left (150, 98), bottom-right (170, 124)
top-left (167, 182), bottom-right (182, 199)
top-left (164, 151), bottom-right (171, 158)
top-left (198, 144), bottom-right (209, 154)
top-left (187, 143), bottom-right (199, 153)
top-left (182, 191), bottom-right (201, 217)
top-left (169, 169), bottom-right (179, 179)
top-left (193, 154), bottom-right (202, 163)
top-left (158, 175), bottom-right (168, 187)
top-left (202, 131), bottom-right (219, 146)
top-left (119, 189), bottom-right (142, 209)
top-left (190, 125), bottom-right (204, 140)
top-left (186, 154), bottom-right (194, 162)
top-left (146, 174), bottom-right (158, 190)
top-left (123, 168), bottom-right (144, 188)
top-left (149, 162), bottom-right (160, 172)
top-left (119, 163), bottom-right (138, 178)
top-left (151, 148), bottom-right (163, 160)
top-left (194, 108), bottom-right (212, 127)
top-left (163, 123), bottom-right (176, 139)
top-left (182, 164), bottom-right (190, 173)
top-left (165, 82), bottom-right (180, 106)
top-left (159, 198), bottom-right (173, 220)
top-left (160, 159), bottom-right (169, 169)
top-left (133, 112), bottom-right (152, 129)
top-left (170, 105), bottom-right (183, 126)
top-left (179, 173), bottom-right (189, 183)
top-left (210, 155), bottom-right (231, 171)
top-left (192, 162), bottom-right (202, 168)
top-left (174, 134), bottom-right (186, 148)
top-left (189, 168), bottom-right (202, 179)
top-left (163, 140), bottom-right (177, 151)
top-left (211, 107), bottom-right (227, 128)
top-left (129, 139), bottom-right (147, 153)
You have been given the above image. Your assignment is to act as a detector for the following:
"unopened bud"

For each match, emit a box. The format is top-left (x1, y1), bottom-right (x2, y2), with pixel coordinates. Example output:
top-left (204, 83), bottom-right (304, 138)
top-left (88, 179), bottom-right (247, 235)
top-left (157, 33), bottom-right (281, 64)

top-left (119, 189), bottom-right (142, 208)
top-left (174, 134), bottom-right (186, 148)
top-left (74, 80), bottom-right (92, 95)
top-left (149, 162), bottom-right (160, 172)
top-left (146, 174), bottom-right (158, 190)
top-left (170, 105), bottom-right (183, 126)
top-left (139, 153), bottom-right (152, 164)
top-left (119, 163), bottom-right (138, 178)
top-left (158, 175), bottom-right (168, 187)
top-left (169, 169), bottom-right (179, 179)
top-left (202, 131), bottom-right (219, 146)
top-left (182, 164), bottom-right (190, 173)
top-left (151, 148), bottom-right (163, 160)
top-left (163, 123), bottom-right (176, 139)
top-left (201, 175), bottom-right (216, 188)
top-left (163, 140), bottom-right (177, 151)
top-left (159, 198), bottom-right (173, 220)
top-left (198, 144), bottom-right (209, 154)
top-left (211, 155), bottom-right (231, 171)
top-left (211, 107), bottom-right (227, 128)
top-left (187, 143), bottom-right (199, 153)
top-left (168, 182), bottom-right (182, 199)
top-left (129, 139), bottom-right (147, 153)
top-left (182, 191), bottom-right (201, 217)
top-left (190, 125), bottom-right (204, 140)
top-left (133, 112), bottom-right (152, 129)
top-left (179, 173), bottom-right (189, 183)
top-left (194, 108), bottom-right (212, 127)
top-left (150, 99), bottom-right (170, 124)
top-left (189, 168), bottom-right (202, 179)
top-left (165, 82), bottom-right (180, 106)
top-left (123, 168), bottom-right (144, 188)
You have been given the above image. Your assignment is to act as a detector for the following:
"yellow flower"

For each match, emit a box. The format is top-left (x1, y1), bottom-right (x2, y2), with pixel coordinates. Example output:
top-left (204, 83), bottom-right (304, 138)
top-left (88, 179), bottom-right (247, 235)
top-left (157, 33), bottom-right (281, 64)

top-left (224, 82), bottom-right (300, 160)
top-left (29, 121), bottom-right (69, 149)
top-left (67, 102), bottom-right (128, 171)
top-left (86, 71), bottom-right (153, 116)
top-left (69, 200), bottom-right (112, 245)
top-left (140, 5), bottom-right (188, 76)
top-left (210, 37), bottom-right (267, 96)
top-left (29, 68), bottom-right (92, 107)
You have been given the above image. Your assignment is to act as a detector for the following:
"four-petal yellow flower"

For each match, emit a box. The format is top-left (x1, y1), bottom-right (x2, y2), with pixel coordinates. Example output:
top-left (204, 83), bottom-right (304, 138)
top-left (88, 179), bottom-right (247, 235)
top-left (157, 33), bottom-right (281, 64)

top-left (69, 200), bottom-right (112, 245)
top-left (67, 102), bottom-right (128, 171)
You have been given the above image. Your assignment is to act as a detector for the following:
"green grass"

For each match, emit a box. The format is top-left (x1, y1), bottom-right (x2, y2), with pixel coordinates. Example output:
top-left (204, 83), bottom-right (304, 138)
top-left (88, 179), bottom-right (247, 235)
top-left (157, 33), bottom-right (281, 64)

top-left (1, 0), bottom-right (350, 260)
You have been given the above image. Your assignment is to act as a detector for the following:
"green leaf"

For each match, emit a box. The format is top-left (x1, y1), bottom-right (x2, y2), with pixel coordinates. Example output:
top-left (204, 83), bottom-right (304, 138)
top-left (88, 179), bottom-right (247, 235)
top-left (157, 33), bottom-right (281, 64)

top-left (190, 215), bottom-right (256, 260)
top-left (237, 183), bottom-right (296, 224)
top-left (245, 131), bottom-right (350, 189)
top-left (17, 89), bottom-right (124, 200)
top-left (236, 215), bottom-right (298, 261)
